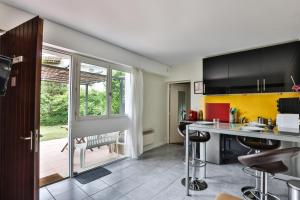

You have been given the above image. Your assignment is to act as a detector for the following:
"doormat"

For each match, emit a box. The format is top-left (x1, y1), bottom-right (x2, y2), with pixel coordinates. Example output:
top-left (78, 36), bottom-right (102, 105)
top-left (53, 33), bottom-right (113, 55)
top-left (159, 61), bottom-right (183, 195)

top-left (74, 167), bottom-right (111, 184)
top-left (40, 173), bottom-right (64, 187)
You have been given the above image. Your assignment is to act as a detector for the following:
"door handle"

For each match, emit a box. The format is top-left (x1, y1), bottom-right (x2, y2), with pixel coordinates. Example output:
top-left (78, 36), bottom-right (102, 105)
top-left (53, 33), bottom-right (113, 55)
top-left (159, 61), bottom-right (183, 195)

top-left (20, 131), bottom-right (33, 151)
top-left (263, 79), bottom-right (266, 91)
top-left (257, 79), bottom-right (260, 92)
top-left (20, 136), bottom-right (31, 140)
top-left (34, 129), bottom-right (40, 153)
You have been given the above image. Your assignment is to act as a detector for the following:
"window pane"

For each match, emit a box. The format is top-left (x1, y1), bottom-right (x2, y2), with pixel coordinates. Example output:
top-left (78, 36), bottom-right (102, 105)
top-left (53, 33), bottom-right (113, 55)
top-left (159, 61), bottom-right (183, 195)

top-left (111, 69), bottom-right (130, 115)
top-left (79, 63), bottom-right (107, 116)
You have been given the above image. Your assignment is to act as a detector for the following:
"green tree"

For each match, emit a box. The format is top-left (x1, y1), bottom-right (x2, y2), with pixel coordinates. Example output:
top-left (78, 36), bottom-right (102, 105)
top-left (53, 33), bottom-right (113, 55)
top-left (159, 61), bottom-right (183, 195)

top-left (40, 81), bottom-right (68, 126)
top-left (111, 71), bottom-right (125, 114)
top-left (40, 71), bottom-right (126, 126)
top-left (79, 86), bottom-right (107, 116)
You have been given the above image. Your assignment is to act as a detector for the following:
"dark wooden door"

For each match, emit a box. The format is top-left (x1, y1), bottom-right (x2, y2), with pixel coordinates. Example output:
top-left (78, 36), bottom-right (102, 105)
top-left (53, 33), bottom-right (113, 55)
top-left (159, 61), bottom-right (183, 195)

top-left (0, 17), bottom-right (43, 200)
top-left (228, 50), bottom-right (261, 94)
top-left (203, 55), bottom-right (229, 95)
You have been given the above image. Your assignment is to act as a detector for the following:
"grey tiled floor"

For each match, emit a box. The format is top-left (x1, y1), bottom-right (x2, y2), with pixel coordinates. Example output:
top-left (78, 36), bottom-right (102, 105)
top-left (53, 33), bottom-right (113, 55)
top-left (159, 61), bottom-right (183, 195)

top-left (40, 144), bottom-right (289, 200)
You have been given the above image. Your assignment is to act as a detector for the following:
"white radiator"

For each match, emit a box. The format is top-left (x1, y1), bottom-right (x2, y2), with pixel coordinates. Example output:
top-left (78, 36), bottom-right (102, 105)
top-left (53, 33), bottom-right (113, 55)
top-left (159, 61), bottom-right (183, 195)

top-left (143, 129), bottom-right (154, 147)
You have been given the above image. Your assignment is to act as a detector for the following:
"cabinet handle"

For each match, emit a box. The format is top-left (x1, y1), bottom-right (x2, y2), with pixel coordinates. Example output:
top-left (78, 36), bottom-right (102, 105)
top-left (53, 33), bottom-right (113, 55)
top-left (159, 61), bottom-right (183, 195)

top-left (203, 83), bottom-right (205, 94)
top-left (263, 79), bottom-right (266, 91)
top-left (257, 79), bottom-right (260, 92)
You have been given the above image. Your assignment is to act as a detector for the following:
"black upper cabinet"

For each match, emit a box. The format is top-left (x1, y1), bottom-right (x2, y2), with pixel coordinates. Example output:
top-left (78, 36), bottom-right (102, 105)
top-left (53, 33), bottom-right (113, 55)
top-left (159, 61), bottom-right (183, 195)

top-left (285, 42), bottom-right (300, 92)
top-left (228, 50), bottom-right (261, 94)
top-left (261, 42), bottom-right (299, 92)
top-left (203, 41), bottom-right (300, 95)
top-left (203, 55), bottom-right (229, 94)
top-left (292, 43), bottom-right (300, 89)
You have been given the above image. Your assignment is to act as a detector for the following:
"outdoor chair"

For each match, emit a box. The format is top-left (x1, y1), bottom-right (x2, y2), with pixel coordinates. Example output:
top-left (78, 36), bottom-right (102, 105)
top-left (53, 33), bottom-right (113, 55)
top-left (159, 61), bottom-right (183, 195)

top-left (75, 132), bottom-right (122, 168)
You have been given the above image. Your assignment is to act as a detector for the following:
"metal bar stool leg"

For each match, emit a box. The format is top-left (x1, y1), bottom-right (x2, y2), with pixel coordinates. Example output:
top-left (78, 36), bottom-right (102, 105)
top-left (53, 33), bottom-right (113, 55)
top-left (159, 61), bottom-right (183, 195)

top-left (204, 142), bottom-right (207, 179)
top-left (260, 172), bottom-right (268, 200)
top-left (255, 150), bottom-right (260, 191)
top-left (191, 142), bottom-right (196, 181)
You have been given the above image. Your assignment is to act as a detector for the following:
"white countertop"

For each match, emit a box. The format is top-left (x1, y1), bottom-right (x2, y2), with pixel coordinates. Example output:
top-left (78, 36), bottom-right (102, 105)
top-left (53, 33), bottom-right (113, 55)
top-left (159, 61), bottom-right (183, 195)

top-left (188, 122), bottom-right (300, 143)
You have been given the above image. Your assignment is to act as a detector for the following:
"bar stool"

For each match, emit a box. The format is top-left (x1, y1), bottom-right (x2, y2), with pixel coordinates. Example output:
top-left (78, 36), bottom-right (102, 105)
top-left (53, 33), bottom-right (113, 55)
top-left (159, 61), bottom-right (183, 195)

top-left (238, 147), bottom-right (300, 200)
top-left (177, 122), bottom-right (199, 159)
top-left (178, 123), bottom-right (210, 191)
top-left (236, 137), bottom-right (281, 199)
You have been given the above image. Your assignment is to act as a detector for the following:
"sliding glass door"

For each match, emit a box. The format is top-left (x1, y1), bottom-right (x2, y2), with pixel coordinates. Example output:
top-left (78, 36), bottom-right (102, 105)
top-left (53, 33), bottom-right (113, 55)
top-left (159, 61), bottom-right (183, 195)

top-left (39, 49), bottom-right (72, 186)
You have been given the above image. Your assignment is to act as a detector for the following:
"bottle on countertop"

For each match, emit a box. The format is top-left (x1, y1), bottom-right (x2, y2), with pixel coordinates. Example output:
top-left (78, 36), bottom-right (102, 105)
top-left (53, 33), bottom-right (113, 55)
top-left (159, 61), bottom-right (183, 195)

top-left (239, 116), bottom-right (247, 124)
top-left (267, 118), bottom-right (275, 130)
top-left (268, 118), bottom-right (273, 126)
top-left (199, 110), bottom-right (203, 121)
top-left (229, 107), bottom-right (237, 123)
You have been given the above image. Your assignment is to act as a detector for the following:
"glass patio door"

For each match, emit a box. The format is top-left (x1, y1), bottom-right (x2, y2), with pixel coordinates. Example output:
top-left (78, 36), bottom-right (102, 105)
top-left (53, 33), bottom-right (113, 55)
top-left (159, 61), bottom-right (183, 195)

top-left (39, 48), bottom-right (72, 187)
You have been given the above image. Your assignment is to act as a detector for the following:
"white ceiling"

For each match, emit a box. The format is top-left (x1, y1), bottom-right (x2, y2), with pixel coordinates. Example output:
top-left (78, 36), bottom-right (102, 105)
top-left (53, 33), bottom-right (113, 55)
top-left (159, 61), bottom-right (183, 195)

top-left (1, 0), bottom-right (300, 66)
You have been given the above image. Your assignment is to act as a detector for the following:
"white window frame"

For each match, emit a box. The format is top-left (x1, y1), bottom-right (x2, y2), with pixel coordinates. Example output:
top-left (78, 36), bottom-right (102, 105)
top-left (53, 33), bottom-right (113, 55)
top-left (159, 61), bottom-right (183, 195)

top-left (75, 55), bottom-right (131, 120)
top-left (109, 64), bottom-right (132, 118)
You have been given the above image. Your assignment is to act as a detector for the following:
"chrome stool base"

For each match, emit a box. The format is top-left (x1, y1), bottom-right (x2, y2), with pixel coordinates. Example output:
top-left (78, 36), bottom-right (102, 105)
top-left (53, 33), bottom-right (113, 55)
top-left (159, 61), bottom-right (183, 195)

top-left (181, 177), bottom-right (208, 191)
top-left (241, 186), bottom-right (260, 200)
top-left (243, 188), bottom-right (280, 200)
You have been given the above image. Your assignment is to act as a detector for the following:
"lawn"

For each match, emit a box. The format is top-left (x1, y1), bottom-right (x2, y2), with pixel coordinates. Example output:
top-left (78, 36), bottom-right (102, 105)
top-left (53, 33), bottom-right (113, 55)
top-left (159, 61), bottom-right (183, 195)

top-left (40, 125), bottom-right (68, 141)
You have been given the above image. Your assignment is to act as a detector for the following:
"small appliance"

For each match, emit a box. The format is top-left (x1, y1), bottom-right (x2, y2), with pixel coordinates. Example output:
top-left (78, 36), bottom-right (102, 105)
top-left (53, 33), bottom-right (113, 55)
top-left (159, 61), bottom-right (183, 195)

top-left (187, 110), bottom-right (198, 121)
top-left (276, 114), bottom-right (299, 130)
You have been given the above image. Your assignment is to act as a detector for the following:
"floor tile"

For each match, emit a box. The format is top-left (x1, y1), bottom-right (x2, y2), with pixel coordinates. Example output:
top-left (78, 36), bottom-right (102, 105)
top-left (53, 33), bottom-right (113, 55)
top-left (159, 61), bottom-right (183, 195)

top-left (47, 179), bottom-right (77, 196)
top-left (39, 187), bottom-right (54, 200)
top-left (101, 171), bottom-right (129, 185)
top-left (54, 187), bottom-right (88, 200)
top-left (126, 185), bottom-right (156, 200)
top-left (80, 179), bottom-right (109, 195)
top-left (118, 196), bottom-right (133, 200)
top-left (91, 187), bottom-right (123, 200)
top-left (112, 178), bottom-right (142, 194)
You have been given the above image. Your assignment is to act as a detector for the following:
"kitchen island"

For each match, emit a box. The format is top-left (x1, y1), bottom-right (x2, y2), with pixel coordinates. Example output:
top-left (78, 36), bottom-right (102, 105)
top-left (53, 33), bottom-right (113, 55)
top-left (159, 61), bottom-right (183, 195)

top-left (184, 122), bottom-right (300, 195)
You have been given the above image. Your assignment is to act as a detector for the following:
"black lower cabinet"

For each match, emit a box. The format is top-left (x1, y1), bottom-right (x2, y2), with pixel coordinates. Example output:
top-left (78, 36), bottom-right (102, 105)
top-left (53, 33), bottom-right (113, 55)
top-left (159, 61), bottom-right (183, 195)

top-left (220, 135), bottom-right (249, 164)
top-left (206, 133), bottom-right (248, 165)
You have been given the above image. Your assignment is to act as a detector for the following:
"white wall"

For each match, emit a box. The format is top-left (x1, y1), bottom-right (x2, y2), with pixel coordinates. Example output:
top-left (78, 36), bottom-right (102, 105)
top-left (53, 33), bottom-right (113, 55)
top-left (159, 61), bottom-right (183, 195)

top-left (143, 72), bottom-right (167, 151)
top-left (0, 3), bottom-right (170, 76)
top-left (165, 60), bottom-right (204, 111)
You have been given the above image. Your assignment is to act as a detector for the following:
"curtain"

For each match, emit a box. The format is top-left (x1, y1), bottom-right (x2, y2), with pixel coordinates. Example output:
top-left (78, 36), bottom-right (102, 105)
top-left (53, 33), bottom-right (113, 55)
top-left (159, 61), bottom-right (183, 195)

top-left (127, 68), bottom-right (144, 159)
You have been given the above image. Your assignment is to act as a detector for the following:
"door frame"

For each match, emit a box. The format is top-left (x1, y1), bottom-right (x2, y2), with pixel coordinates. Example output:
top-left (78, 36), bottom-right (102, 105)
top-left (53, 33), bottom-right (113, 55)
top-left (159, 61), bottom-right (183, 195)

top-left (41, 45), bottom-right (74, 180)
top-left (166, 81), bottom-right (191, 144)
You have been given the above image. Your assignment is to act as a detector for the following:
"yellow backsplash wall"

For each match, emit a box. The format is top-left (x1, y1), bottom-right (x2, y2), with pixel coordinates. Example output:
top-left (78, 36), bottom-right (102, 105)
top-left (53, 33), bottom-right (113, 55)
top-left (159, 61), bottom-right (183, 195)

top-left (203, 93), bottom-right (300, 122)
